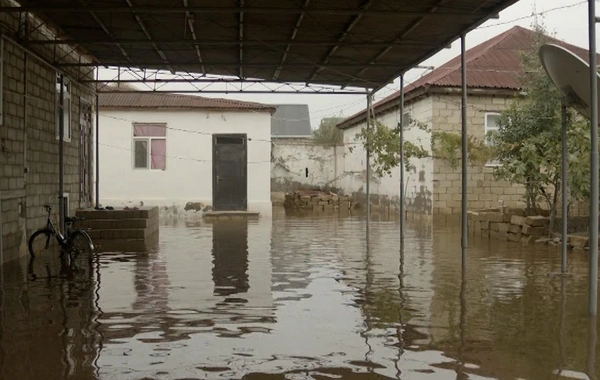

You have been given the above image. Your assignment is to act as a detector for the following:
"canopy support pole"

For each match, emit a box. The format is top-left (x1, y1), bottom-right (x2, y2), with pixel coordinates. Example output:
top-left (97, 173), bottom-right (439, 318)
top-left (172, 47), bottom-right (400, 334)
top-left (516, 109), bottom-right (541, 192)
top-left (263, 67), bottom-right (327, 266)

top-left (460, 33), bottom-right (468, 273)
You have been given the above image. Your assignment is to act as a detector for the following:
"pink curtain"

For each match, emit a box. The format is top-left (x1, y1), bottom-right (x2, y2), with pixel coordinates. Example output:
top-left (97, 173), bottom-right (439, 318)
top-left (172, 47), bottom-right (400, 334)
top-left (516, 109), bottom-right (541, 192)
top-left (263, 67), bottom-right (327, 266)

top-left (134, 123), bottom-right (166, 137)
top-left (151, 139), bottom-right (167, 170)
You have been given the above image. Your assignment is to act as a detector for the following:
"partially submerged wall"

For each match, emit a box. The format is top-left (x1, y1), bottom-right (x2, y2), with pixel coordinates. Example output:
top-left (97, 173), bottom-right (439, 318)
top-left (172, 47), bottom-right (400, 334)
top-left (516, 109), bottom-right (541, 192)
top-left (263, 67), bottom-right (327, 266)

top-left (271, 138), bottom-right (339, 192)
top-left (0, 6), bottom-right (95, 262)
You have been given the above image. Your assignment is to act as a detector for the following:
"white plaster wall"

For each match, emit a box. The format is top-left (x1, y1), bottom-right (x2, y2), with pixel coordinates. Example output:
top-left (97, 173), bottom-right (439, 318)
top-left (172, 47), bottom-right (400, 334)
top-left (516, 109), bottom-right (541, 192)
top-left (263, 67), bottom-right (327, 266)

top-left (339, 96), bottom-right (434, 213)
top-left (271, 140), bottom-right (338, 191)
top-left (98, 109), bottom-right (273, 216)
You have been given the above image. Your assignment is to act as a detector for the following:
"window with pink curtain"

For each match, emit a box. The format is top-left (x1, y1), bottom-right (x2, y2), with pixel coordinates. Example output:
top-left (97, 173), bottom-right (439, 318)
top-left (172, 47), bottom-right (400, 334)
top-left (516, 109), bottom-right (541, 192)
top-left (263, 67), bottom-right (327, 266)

top-left (151, 139), bottom-right (166, 170)
top-left (133, 123), bottom-right (167, 170)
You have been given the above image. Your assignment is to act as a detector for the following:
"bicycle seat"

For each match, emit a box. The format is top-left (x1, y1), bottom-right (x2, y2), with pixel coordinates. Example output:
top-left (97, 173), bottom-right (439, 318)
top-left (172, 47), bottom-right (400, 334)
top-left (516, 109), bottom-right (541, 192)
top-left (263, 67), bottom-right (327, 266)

top-left (65, 216), bottom-right (78, 224)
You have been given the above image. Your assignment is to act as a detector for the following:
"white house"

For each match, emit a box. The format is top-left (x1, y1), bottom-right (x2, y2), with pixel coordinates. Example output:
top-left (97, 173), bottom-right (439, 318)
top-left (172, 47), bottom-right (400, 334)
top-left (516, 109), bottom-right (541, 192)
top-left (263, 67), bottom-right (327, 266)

top-left (98, 86), bottom-right (276, 217)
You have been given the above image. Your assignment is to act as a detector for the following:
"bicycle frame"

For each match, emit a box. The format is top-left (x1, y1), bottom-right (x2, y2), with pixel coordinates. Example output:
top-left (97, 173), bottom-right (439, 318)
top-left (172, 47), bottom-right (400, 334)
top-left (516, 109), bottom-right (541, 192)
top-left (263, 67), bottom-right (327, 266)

top-left (44, 209), bottom-right (68, 247)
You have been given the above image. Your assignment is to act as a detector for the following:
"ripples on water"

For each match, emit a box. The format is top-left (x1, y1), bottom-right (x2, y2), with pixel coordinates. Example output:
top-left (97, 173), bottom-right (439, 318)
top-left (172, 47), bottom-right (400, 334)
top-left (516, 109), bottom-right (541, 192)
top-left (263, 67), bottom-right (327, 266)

top-left (0, 209), bottom-right (598, 379)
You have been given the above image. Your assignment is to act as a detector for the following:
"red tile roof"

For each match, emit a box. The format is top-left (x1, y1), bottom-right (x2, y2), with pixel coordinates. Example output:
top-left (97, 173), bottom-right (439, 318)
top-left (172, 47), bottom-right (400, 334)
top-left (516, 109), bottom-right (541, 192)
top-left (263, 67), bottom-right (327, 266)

top-left (338, 26), bottom-right (595, 128)
top-left (98, 84), bottom-right (276, 112)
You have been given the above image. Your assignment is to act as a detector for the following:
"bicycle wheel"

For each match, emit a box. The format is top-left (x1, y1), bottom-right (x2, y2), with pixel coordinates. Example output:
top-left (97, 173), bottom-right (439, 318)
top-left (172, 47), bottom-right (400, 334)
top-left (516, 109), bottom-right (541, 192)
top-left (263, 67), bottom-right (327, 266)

top-left (67, 230), bottom-right (94, 272)
top-left (28, 229), bottom-right (57, 257)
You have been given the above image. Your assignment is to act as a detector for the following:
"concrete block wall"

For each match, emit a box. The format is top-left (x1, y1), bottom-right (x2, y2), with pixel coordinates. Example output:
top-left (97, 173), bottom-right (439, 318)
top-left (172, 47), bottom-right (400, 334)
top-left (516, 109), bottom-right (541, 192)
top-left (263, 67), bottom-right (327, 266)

top-left (432, 93), bottom-right (527, 215)
top-left (339, 95), bottom-right (434, 214)
top-left (0, 4), bottom-right (95, 262)
top-left (271, 138), bottom-right (338, 192)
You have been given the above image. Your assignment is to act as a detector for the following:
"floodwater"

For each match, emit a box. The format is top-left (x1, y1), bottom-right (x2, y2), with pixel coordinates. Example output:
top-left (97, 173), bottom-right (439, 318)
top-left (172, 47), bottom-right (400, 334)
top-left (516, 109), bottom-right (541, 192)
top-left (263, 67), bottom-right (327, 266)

top-left (0, 209), bottom-right (599, 380)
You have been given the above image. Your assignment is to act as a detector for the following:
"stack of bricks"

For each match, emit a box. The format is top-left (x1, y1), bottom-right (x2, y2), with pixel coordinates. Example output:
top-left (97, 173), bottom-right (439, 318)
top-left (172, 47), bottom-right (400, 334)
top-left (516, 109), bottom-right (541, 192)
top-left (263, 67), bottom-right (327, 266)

top-left (284, 191), bottom-right (353, 212)
top-left (468, 209), bottom-right (550, 244)
top-left (76, 206), bottom-right (159, 252)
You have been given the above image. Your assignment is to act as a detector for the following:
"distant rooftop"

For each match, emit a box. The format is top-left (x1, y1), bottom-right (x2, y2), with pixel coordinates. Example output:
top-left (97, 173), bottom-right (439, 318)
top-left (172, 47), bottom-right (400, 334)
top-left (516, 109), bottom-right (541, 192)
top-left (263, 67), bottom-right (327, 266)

top-left (271, 104), bottom-right (312, 138)
top-left (98, 84), bottom-right (275, 112)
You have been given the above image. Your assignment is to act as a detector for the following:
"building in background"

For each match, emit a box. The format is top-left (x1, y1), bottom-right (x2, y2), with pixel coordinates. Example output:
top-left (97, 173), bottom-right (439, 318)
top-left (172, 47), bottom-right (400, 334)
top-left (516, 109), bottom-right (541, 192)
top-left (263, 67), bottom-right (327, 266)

top-left (98, 85), bottom-right (275, 217)
top-left (337, 26), bottom-right (593, 216)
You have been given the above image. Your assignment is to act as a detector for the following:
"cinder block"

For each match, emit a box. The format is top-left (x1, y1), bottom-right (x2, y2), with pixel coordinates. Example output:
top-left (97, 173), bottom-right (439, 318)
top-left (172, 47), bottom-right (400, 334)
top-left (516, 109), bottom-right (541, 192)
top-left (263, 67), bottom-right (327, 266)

top-left (507, 233), bottom-right (522, 242)
top-left (498, 223), bottom-right (509, 233)
top-left (508, 224), bottom-right (522, 234)
top-left (525, 216), bottom-right (550, 227)
top-left (511, 215), bottom-right (527, 226)
top-left (522, 225), bottom-right (547, 236)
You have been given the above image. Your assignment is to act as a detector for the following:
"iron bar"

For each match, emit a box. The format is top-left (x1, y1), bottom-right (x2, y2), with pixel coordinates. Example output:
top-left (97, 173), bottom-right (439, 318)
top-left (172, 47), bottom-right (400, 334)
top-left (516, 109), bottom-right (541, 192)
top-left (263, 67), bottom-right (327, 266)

top-left (460, 33), bottom-right (468, 272)
top-left (366, 93), bottom-right (372, 222)
top-left (182, 0), bottom-right (206, 74)
top-left (25, 39), bottom-right (438, 48)
top-left (125, 0), bottom-right (174, 73)
top-left (588, 316), bottom-right (597, 378)
top-left (561, 100), bottom-right (568, 274)
top-left (58, 74), bottom-right (65, 233)
top-left (95, 90), bottom-right (100, 209)
top-left (0, 6), bottom-right (493, 17)
top-left (239, 0), bottom-right (244, 79)
top-left (588, 0), bottom-right (598, 317)
top-left (56, 62), bottom-right (405, 68)
top-left (273, 0), bottom-right (310, 80)
top-left (351, 0), bottom-right (450, 82)
top-left (399, 74), bottom-right (405, 250)
top-left (308, 0), bottom-right (373, 83)
top-left (95, 89), bottom-right (368, 94)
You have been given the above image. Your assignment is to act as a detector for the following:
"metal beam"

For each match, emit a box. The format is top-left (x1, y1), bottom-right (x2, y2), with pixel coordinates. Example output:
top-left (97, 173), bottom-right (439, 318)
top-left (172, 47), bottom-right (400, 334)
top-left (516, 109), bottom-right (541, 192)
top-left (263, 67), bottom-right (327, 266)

top-left (461, 33), bottom-right (468, 273)
top-left (96, 89), bottom-right (369, 94)
top-left (125, 0), bottom-right (175, 74)
top-left (239, 0), bottom-right (244, 79)
top-left (273, 0), bottom-right (310, 80)
top-left (353, 0), bottom-right (450, 80)
top-left (588, 0), bottom-right (598, 317)
top-left (399, 74), bottom-right (405, 251)
top-left (308, 0), bottom-right (373, 83)
top-left (0, 6), bottom-right (492, 17)
top-left (56, 61), bottom-right (405, 68)
top-left (366, 93), bottom-right (372, 221)
top-left (182, 0), bottom-right (206, 75)
top-left (25, 39), bottom-right (439, 48)
top-left (561, 100), bottom-right (568, 274)
top-left (78, 0), bottom-right (132, 64)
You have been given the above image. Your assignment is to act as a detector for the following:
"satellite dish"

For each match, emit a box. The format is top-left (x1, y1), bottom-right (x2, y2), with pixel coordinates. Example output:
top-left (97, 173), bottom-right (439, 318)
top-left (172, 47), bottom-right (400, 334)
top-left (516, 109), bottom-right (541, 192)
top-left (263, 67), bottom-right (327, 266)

top-left (539, 43), bottom-right (600, 120)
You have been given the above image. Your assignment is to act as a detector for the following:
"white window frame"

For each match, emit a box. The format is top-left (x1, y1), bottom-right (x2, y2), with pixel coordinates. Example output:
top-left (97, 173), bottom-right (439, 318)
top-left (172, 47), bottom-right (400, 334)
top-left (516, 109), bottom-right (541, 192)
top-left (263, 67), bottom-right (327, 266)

top-left (484, 112), bottom-right (501, 167)
top-left (132, 123), bottom-right (167, 171)
top-left (55, 74), bottom-right (72, 142)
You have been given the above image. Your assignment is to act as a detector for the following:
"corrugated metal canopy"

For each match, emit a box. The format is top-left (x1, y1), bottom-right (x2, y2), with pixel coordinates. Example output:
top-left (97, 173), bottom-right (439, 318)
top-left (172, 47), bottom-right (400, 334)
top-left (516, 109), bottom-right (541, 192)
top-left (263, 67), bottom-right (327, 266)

top-left (4, 0), bottom-right (519, 91)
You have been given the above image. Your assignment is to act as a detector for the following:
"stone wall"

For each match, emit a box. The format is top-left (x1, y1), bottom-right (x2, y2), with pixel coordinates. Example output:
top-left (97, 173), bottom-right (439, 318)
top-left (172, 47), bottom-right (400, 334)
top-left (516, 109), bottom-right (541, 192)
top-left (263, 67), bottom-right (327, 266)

top-left (0, 6), bottom-right (95, 262)
top-left (432, 93), bottom-right (527, 215)
top-left (271, 138), bottom-right (340, 192)
top-left (339, 94), bottom-right (434, 214)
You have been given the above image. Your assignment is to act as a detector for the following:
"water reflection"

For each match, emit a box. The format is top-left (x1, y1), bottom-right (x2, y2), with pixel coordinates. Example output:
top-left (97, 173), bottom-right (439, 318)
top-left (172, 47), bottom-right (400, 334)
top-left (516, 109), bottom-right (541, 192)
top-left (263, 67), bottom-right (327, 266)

top-left (0, 213), bottom-right (598, 379)
top-left (212, 220), bottom-right (249, 296)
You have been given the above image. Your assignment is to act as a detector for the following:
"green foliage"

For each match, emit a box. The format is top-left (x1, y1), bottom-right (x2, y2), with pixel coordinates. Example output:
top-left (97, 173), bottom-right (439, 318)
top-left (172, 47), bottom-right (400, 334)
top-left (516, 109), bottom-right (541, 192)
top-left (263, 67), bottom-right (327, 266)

top-left (493, 23), bottom-right (591, 215)
top-left (351, 118), bottom-right (493, 178)
top-left (313, 117), bottom-right (344, 145)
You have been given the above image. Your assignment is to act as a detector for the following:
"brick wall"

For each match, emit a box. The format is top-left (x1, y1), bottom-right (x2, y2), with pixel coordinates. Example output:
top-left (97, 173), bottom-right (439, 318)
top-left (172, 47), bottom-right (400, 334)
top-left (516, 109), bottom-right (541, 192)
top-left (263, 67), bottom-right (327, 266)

top-left (432, 93), bottom-right (527, 215)
top-left (0, 6), bottom-right (95, 262)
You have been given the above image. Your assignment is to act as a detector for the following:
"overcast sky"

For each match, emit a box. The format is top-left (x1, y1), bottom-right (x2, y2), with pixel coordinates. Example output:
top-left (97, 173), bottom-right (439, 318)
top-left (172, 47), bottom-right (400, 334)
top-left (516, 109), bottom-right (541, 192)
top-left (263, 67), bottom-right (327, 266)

top-left (99, 0), bottom-right (597, 128)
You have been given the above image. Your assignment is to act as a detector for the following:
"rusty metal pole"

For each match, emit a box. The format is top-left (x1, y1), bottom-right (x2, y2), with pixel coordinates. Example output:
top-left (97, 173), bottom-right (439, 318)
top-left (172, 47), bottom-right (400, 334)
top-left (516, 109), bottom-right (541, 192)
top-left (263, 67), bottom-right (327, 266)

top-left (366, 93), bottom-right (372, 222)
top-left (561, 100), bottom-right (569, 274)
top-left (399, 75), bottom-right (405, 250)
top-left (460, 34), bottom-right (468, 273)
top-left (588, 0), bottom-right (598, 316)
top-left (58, 74), bottom-right (65, 233)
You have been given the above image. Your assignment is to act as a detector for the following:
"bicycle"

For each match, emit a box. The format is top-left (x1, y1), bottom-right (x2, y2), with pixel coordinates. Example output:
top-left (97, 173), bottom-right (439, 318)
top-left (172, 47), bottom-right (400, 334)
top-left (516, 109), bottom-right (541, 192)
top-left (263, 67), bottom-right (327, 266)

top-left (28, 204), bottom-right (95, 269)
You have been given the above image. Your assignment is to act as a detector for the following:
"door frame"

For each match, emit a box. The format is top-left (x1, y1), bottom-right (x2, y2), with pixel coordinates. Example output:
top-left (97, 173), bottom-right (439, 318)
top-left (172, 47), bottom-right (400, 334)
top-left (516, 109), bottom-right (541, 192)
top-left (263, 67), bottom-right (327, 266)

top-left (212, 133), bottom-right (248, 211)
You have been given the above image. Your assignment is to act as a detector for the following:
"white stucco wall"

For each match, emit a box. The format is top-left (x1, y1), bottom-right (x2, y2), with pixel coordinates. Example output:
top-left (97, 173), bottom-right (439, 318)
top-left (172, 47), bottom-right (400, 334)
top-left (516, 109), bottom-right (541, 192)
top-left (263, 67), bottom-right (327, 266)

top-left (271, 139), bottom-right (339, 191)
top-left (98, 109), bottom-right (273, 216)
top-left (340, 96), bottom-right (434, 213)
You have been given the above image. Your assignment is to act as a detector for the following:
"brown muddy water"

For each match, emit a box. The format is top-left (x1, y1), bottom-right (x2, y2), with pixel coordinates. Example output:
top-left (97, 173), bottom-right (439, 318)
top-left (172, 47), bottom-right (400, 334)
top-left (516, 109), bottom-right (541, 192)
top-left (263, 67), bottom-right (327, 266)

top-left (0, 209), bottom-right (598, 380)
